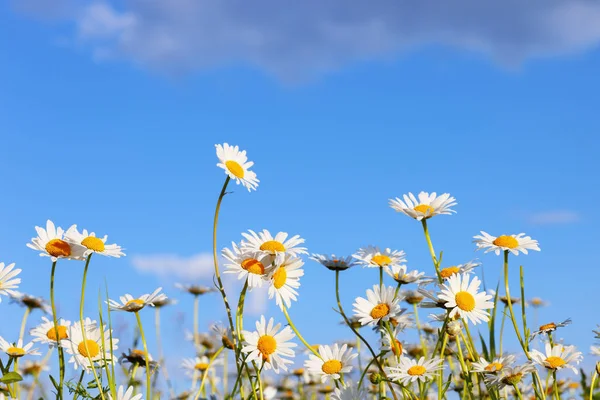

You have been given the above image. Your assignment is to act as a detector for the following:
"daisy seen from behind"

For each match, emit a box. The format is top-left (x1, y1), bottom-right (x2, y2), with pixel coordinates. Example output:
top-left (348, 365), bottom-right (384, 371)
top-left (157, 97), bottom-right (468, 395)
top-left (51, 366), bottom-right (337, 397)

top-left (438, 273), bottom-right (494, 325)
top-left (241, 316), bottom-right (296, 373)
top-left (108, 288), bottom-right (167, 312)
top-left (310, 254), bottom-right (357, 271)
top-left (389, 192), bottom-right (457, 220)
top-left (305, 343), bottom-right (357, 383)
top-left (215, 143), bottom-right (259, 191)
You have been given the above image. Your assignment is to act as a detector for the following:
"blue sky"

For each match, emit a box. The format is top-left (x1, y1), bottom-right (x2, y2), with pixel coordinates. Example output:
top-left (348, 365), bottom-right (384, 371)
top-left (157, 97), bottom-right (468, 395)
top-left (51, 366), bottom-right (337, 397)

top-left (1, 0), bottom-right (600, 393)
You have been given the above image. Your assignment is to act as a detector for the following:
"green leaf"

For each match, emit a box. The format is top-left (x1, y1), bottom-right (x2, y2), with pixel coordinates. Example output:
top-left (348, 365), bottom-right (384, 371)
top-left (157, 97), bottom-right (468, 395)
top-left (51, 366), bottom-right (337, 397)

top-left (49, 374), bottom-right (59, 390)
top-left (0, 371), bottom-right (23, 384)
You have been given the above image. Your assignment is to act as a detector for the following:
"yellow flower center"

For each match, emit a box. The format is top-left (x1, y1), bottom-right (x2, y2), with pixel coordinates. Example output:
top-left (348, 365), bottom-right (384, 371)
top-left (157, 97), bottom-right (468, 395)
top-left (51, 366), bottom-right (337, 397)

top-left (407, 365), bottom-right (426, 376)
top-left (293, 368), bottom-right (304, 376)
top-left (370, 303), bottom-right (390, 319)
top-left (391, 339), bottom-right (403, 356)
top-left (195, 362), bottom-right (209, 371)
top-left (440, 266), bottom-right (460, 279)
top-left (273, 267), bottom-right (287, 289)
top-left (321, 360), bottom-right (343, 375)
top-left (225, 160), bottom-right (244, 179)
top-left (259, 240), bottom-right (286, 253)
top-left (484, 362), bottom-right (504, 372)
top-left (78, 340), bottom-right (100, 358)
top-left (126, 299), bottom-right (145, 307)
top-left (371, 255), bottom-right (392, 266)
top-left (257, 335), bottom-right (276, 362)
top-left (492, 235), bottom-right (519, 249)
top-left (531, 298), bottom-right (543, 306)
top-left (7, 347), bottom-right (25, 357)
top-left (45, 239), bottom-right (71, 258)
top-left (240, 258), bottom-right (265, 275)
top-left (455, 291), bottom-right (476, 312)
top-left (545, 356), bottom-right (566, 369)
top-left (81, 236), bottom-right (105, 252)
top-left (414, 204), bottom-right (434, 215)
top-left (539, 322), bottom-right (557, 331)
top-left (46, 325), bottom-right (68, 341)
top-left (132, 349), bottom-right (145, 357)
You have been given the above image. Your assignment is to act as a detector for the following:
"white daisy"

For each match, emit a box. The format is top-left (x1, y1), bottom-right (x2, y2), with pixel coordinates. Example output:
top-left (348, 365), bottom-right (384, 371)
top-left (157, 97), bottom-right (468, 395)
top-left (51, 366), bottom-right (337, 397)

top-left (438, 261), bottom-right (480, 280)
top-left (222, 242), bottom-right (269, 288)
top-left (471, 354), bottom-right (516, 374)
top-left (265, 255), bottom-right (304, 310)
top-left (62, 318), bottom-right (118, 372)
top-left (26, 220), bottom-right (86, 261)
top-left (108, 385), bottom-right (142, 400)
top-left (387, 357), bottom-right (444, 385)
top-left (305, 343), bottom-right (357, 383)
top-left (30, 317), bottom-right (71, 347)
top-left (0, 337), bottom-right (40, 358)
top-left (484, 363), bottom-right (536, 390)
top-left (64, 225), bottom-right (125, 258)
top-left (181, 356), bottom-right (215, 378)
top-left (331, 380), bottom-right (368, 400)
top-left (529, 343), bottom-right (583, 374)
top-left (310, 254), bottom-right (358, 271)
top-left (241, 316), bottom-right (296, 373)
top-left (381, 332), bottom-right (406, 359)
top-left (353, 284), bottom-right (404, 326)
top-left (210, 322), bottom-right (235, 350)
top-left (0, 262), bottom-right (21, 301)
top-left (215, 143), bottom-right (259, 191)
top-left (473, 231), bottom-right (540, 256)
top-left (385, 264), bottom-right (424, 284)
top-left (389, 192), bottom-right (457, 220)
top-left (107, 288), bottom-right (167, 312)
top-left (438, 273), bottom-right (494, 325)
top-left (241, 230), bottom-right (308, 260)
top-left (353, 246), bottom-right (406, 269)
top-left (20, 360), bottom-right (50, 376)
top-left (530, 319), bottom-right (572, 339)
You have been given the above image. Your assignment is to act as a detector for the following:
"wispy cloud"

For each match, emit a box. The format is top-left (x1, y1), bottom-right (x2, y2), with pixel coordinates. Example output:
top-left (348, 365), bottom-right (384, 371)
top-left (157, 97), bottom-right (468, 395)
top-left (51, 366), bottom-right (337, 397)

top-left (527, 210), bottom-right (580, 225)
top-left (131, 252), bottom-right (214, 280)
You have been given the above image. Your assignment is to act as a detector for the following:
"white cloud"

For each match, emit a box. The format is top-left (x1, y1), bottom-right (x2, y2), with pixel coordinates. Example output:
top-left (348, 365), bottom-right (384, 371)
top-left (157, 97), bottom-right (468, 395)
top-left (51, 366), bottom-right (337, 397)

top-left (527, 210), bottom-right (580, 225)
top-left (131, 252), bottom-right (215, 280)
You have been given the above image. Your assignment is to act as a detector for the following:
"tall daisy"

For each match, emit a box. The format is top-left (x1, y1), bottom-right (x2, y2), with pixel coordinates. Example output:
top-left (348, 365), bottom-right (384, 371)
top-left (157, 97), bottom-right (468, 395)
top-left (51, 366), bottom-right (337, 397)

top-left (310, 254), bottom-right (358, 271)
top-left (9, 291), bottom-right (51, 314)
top-left (437, 261), bottom-right (480, 280)
top-left (26, 220), bottom-right (86, 261)
top-left (387, 356), bottom-right (444, 385)
top-left (529, 343), bottom-right (582, 374)
top-left (385, 264), bottom-right (424, 284)
top-left (265, 255), bottom-right (304, 310)
top-left (484, 363), bottom-right (536, 390)
top-left (30, 317), bottom-right (71, 347)
top-left (331, 380), bottom-right (368, 400)
top-left (305, 344), bottom-right (357, 383)
top-left (222, 242), bottom-right (269, 288)
top-left (175, 283), bottom-right (215, 297)
top-left (353, 246), bottom-right (406, 269)
top-left (438, 273), bottom-right (494, 325)
top-left (215, 143), bottom-right (259, 191)
top-left (62, 318), bottom-right (118, 372)
top-left (0, 262), bottom-right (21, 301)
top-left (64, 225), bottom-right (125, 258)
top-left (0, 337), bottom-right (40, 358)
top-left (530, 319), bottom-right (572, 339)
top-left (353, 284), bottom-right (404, 326)
top-left (107, 288), bottom-right (167, 312)
top-left (389, 192), bottom-right (457, 220)
top-left (473, 232), bottom-right (540, 256)
top-left (181, 356), bottom-right (217, 378)
top-left (108, 385), bottom-right (143, 400)
top-left (471, 354), bottom-right (516, 374)
top-left (241, 316), bottom-right (296, 373)
top-left (241, 230), bottom-right (307, 259)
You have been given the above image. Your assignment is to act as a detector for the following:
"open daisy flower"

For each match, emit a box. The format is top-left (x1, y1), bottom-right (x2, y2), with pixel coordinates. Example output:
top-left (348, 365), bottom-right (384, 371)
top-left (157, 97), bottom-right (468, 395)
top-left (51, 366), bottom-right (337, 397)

top-left (471, 354), bottom-right (516, 374)
top-left (241, 316), bottom-right (296, 373)
top-left (305, 343), bottom-right (357, 383)
top-left (216, 143), bottom-right (259, 191)
top-left (387, 356), bottom-right (444, 385)
top-left (241, 229), bottom-right (307, 260)
top-left (473, 231), bottom-right (540, 256)
top-left (9, 291), bottom-right (51, 313)
top-left (352, 246), bottom-right (406, 269)
top-left (530, 318), bottom-right (572, 340)
top-left (310, 254), bottom-right (358, 271)
top-left (26, 220), bottom-right (86, 261)
top-left (0, 262), bottom-right (21, 301)
top-left (385, 264), bottom-right (424, 284)
top-left (529, 343), bottom-right (583, 374)
top-left (265, 254), bottom-right (304, 310)
top-left (64, 225), bottom-right (125, 258)
top-left (331, 380), bottom-right (368, 400)
top-left (223, 242), bottom-right (270, 288)
top-left (353, 284), bottom-right (404, 326)
top-left (484, 363), bottom-right (536, 390)
top-left (30, 317), bottom-right (71, 347)
top-left (181, 356), bottom-right (216, 378)
top-left (108, 288), bottom-right (167, 313)
top-left (389, 192), bottom-right (457, 220)
top-left (438, 273), bottom-right (494, 325)
top-left (62, 318), bottom-right (118, 372)
top-left (0, 337), bottom-right (40, 358)
top-left (108, 385), bottom-right (143, 400)
top-left (438, 260), bottom-right (480, 280)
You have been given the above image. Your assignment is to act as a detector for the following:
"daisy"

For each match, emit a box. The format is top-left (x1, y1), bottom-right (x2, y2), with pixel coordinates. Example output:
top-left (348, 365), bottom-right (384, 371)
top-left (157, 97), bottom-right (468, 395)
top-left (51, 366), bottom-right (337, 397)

top-left (64, 225), bottom-right (125, 258)
top-left (331, 380), bottom-right (368, 400)
top-left (310, 254), bottom-right (357, 271)
top-left (484, 363), bottom-right (536, 390)
top-left (216, 143), bottom-right (259, 191)
top-left (438, 273), bottom-right (494, 325)
top-left (387, 357), bottom-right (444, 385)
top-left (9, 291), bottom-right (51, 314)
top-left (530, 343), bottom-right (582, 374)
top-left (241, 230), bottom-right (307, 260)
top-left (353, 284), bottom-right (404, 326)
top-left (62, 318), bottom-right (118, 372)
top-left (0, 337), bottom-right (40, 358)
top-left (305, 343), bottom-right (357, 383)
top-left (26, 220), bottom-right (86, 261)
top-left (265, 255), bottom-right (304, 310)
top-left (108, 385), bottom-right (142, 400)
top-left (222, 242), bottom-right (269, 288)
top-left (530, 319), bottom-right (572, 339)
top-left (471, 354), bottom-right (516, 374)
top-left (211, 322), bottom-right (235, 350)
top-left (108, 288), bottom-right (167, 312)
top-left (528, 297), bottom-right (549, 308)
top-left (473, 231), bottom-right (540, 256)
top-left (119, 349), bottom-right (155, 367)
top-left (386, 264), bottom-right (424, 284)
top-left (403, 290), bottom-right (425, 305)
top-left (353, 246), bottom-right (406, 269)
top-left (489, 290), bottom-right (520, 307)
top-left (30, 317), bottom-right (71, 347)
top-left (175, 283), bottom-right (215, 296)
top-left (21, 360), bottom-right (49, 376)
top-left (389, 192), bottom-right (457, 220)
top-left (438, 261), bottom-right (480, 280)
top-left (0, 262), bottom-right (21, 301)
top-left (182, 356), bottom-right (214, 378)
top-left (241, 316), bottom-right (296, 373)
top-left (381, 332), bottom-right (406, 359)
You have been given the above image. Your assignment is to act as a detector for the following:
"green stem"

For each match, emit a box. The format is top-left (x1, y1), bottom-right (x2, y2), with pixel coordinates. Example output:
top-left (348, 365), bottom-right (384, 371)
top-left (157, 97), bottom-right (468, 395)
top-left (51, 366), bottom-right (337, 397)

top-left (413, 303), bottom-right (427, 358)
top-left (50, 260), bottom-right (65, 400)
top-left (135, 311), bottom-right (151, 400)
top-left (590, 370), bottom-right (598, 400)
top-left (513, 384), bottom-right (524, 400)
top-left (438, 333), bottom-right (449, 400)
top-left (281, 304), bottom-right (320, 358)
top-left (421, 219), bottom-right (442, 282)
top-left (15, 306), bottom-right (31, 397)
top-left (195, 346), bottom-right (224, 400)
top-left (455, 335), bottom-right (473, 399)
top-left (193, 295), bottom-right (200, 351)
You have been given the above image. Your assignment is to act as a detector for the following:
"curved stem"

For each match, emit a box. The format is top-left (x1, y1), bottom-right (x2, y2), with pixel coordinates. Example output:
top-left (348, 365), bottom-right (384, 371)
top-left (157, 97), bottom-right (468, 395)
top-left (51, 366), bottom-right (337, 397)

top-left (49, 260), bottom-right (65, 400)
top-left (590, 369), bottom-right (598, 400)
top-left (281, 304), bottom-right (320, 359)
top-left (421, 219), bottom-right (441, 282)
top-left (135, 311), bottom-right (151, 400)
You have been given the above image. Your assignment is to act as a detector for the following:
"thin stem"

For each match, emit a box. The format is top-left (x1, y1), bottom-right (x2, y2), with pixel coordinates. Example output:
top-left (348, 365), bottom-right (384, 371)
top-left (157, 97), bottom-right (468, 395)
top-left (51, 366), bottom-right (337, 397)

top-left (15, 306), bottom-right (31, 397)
top-left (438, 333), bottom-right (449, 400)
top-left (421, 219), bottom-right (441, 282)
top-left (50, 260), bottom-right (65, 400)
top-left (413, 303), bottom-right (427, 358)
top-left (193, 295), bottom-right (200, 351)
top-left (503, 251), bottom-right (524, 347)
top-left (590, 369), bottom-right (598, 400)
top-left (455, 335), bottom-right (473, 399)
top-left (135, 311), bottom-right (152, 400)
top-left (195, 346), bottom-right (225, 400)
top-left (281, 304), bottom-right (320, 359)
top-left (513, 384), bottom-right (524, 400)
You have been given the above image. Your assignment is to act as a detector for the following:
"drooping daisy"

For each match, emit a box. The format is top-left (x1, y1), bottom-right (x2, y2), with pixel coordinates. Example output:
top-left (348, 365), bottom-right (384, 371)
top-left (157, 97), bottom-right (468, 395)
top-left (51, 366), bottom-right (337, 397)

top-left (353, 284), bottom-right (404, 327)
top-left (473, 231), bottom-right (540, 256)
top-left (438, 261), bottom-right (480, 280)
top-left (389, 192), bottom-right (457, 220)
top-left (175, 283), bottom-right (216, 297)
top-left (215, 143), bottom-right (259, 191)
top-left (222, 242), bottom-right (269, 288)
top-left (0, 337), bottom-right (40, 358)
top-left (108, 385), bottom-right (143, 400)
top-left (108, 288), bottom-right (167, 312)
top-left (484, 363), bottom-right (536, 390)
top-left (241, 230), bottom-right (307, 260)
top-left (62, 318), bottom-right (118, 372)
top-left (530, 319), bottom-right (572, 340)
top-left (331, 380), bottom-right (368, 400)
top-left (438, 273), bottom-right (494, 325)
top-left (30, 317), bottom-right (71, 347)
top-left (64, 225), bottom-right (125, 258)
top-left (471, 354), bottom-right (516, 374)
top-left (310, 254), bottom-right (358, 271)
top-left (305, 344), bottom-right (357, 383)
top-left (530, 343), bottom-right (582, 374)
top-left (0, 262), bottom-right (21, 301)
top-left (26, 220), bottom-right (86, 261)
top-left (387, 357), bottom-right (444, 385)
top-left (211, 322), bottom-right (235, 350)
top-left (265, 255), bottom-right (304, 310)
top-left (241, 316), bottom-right (296, 373)
top-left (9, 291), bottom-right (51, 314)
top-left (385, 264), bottom-right (424, 284)
top-left (353, 246), bottom-right (406, 269)
top-left (182, 356), bottom-right (215, 378)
